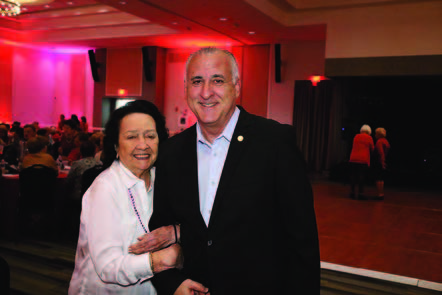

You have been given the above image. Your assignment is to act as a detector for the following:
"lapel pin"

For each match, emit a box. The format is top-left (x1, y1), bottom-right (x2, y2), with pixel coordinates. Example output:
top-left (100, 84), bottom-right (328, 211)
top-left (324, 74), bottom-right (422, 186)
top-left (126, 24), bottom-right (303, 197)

top-left (237, 135), bottom-right (244, 142)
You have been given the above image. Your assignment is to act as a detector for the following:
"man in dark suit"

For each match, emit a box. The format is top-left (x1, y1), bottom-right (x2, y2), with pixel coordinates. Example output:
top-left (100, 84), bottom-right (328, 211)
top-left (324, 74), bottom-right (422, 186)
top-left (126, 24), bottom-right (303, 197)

top-left (149, 47), bottom-right (320, 294)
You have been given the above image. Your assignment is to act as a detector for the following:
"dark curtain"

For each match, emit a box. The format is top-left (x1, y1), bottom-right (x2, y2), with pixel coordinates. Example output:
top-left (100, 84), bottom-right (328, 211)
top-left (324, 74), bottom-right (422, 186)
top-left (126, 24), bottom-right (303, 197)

top-left (293, 80), bottom-right (347, 173)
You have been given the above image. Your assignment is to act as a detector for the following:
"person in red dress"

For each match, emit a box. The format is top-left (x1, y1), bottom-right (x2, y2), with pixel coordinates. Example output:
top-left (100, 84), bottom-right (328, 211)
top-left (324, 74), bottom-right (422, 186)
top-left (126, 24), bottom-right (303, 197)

top-left (349, 124), bottom-right (374, 199)
top-left (373, 127), bottom-right (390, 200)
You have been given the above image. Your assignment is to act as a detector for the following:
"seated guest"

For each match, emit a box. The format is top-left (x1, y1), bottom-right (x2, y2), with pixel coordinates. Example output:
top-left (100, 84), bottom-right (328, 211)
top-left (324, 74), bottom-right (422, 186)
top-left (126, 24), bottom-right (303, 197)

top-left (80, 116), bottom-right (89, 133)
top-left (57, 114), bottom-right (65, 132)
top-left (66, 141), bottom-right (99, 202)
top-left (89, 131), bottom-right (104, 163)
top-left (0, 124), bottom-right (8, 145)
top-left (23, 124), bottom-right (37, 142)
top-left (70, 114), bottom-right (81, 131)
top-left (57, 119), bottom-right (78, 160)
top-left (2, 127), bottom-right (23, 166)
top-left (67, 132), bottom-right (89, 164)
top-left (66, 140), bottom-right (100, 239)
top-left (32, 121), bottom-right (40, 132)
top-left (0, 125), bottom-right (8, 157)
top-left (22, 136), bottom-right (58, 171)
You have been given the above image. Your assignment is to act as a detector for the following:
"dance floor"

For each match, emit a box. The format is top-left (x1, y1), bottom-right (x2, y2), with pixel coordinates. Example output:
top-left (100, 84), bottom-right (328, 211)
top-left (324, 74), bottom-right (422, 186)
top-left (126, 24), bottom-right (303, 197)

top-left (313, 179), bottom-right (442, 287)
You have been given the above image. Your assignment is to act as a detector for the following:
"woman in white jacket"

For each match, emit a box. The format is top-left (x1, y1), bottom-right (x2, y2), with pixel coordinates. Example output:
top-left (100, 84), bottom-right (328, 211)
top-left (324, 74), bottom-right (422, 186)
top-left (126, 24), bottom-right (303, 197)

top-left (69, 101), bottom-right (184, 294)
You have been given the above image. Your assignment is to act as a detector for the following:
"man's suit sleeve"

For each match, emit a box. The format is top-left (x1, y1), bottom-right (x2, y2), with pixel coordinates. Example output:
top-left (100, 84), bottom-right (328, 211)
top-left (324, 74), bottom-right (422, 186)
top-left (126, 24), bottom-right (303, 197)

top-left (275, 125), bottom-right (321, 293)
top-left (149, 159), bottom-right (187, 294)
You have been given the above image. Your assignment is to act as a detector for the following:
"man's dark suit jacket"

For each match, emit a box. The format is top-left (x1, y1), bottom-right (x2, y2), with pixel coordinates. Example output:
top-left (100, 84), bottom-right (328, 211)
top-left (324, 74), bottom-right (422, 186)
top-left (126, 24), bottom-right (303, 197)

top-left (149, 106), bottom-right (320, 295)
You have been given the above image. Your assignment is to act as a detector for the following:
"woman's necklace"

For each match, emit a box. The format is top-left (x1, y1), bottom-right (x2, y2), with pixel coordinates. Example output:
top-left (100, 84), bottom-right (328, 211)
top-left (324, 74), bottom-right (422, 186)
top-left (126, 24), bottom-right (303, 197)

top-left (128, 188), bottom-right (148, 234)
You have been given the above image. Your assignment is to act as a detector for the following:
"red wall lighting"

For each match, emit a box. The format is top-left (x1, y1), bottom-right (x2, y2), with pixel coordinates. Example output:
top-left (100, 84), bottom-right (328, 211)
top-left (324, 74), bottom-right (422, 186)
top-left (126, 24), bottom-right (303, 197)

top-left (310, 75), bottom-right (325, 86)
top-left (118, 88), bottom-right (127, 96)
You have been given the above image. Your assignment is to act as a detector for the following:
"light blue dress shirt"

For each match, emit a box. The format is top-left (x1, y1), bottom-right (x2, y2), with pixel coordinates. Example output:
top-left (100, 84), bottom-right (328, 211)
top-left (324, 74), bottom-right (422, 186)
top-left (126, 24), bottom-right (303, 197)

top-left (197, 107), bottom-right (240, 226)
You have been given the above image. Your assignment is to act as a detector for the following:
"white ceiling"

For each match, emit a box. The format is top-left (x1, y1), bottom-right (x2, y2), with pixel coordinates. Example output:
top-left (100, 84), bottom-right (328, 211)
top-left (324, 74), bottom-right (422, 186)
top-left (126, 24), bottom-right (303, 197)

top-left (0, 0), bottom-right (426, 49)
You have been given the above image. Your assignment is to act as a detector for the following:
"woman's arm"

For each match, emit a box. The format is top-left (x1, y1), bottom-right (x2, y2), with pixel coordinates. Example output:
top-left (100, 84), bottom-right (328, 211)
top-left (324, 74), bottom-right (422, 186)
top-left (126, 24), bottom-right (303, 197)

top-left (85, 180), bottom-right (152, 285)
top-left (84, 178), bottom-right (180, 285)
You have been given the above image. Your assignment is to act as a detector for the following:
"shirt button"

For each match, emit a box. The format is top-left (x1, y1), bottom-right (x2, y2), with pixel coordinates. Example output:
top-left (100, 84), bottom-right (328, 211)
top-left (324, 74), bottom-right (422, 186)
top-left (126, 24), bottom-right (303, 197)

top-left (208, 240), bottom-right (212, 246)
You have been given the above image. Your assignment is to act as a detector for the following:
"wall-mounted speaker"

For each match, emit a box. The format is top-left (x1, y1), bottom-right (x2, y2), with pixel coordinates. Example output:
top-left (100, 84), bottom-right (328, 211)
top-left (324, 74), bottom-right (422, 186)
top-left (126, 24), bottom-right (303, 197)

top-left (88, 49), bottom-right (100, 82)
top-left (142, 46), bottom-right (155, 82)
top-left (274, 44), bottom-right (281, 83)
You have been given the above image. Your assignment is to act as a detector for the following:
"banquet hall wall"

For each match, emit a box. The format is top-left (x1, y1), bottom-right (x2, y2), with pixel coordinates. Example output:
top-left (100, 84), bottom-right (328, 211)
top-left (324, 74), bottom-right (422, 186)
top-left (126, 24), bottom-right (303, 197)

top-left (0, 0), bottom-right (440, 130)
top-left (0, 43), bottom-right (93, 126)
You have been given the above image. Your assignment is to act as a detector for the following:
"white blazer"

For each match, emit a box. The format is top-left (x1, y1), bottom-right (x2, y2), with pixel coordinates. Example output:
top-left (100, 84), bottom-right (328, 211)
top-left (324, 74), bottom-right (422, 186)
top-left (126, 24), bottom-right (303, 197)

top-left (69, 160), bottom-right (157, 295)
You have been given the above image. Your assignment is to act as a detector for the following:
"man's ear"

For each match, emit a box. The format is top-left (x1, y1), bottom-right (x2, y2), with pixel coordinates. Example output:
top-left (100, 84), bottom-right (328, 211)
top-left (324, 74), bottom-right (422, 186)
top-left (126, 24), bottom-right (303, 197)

top-left (235, 79), bottom-right (241, 98)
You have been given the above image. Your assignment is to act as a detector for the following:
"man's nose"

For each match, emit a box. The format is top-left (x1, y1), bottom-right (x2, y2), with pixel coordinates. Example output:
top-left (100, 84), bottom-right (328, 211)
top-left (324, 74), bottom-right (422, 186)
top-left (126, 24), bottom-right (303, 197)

top-left (200, 82), bottom-right (213, 99)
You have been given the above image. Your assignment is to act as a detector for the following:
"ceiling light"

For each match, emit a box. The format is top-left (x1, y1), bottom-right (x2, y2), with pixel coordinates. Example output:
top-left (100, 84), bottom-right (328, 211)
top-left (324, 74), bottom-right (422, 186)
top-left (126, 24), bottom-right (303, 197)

top-left (219, 17), bottom-right (228, 21)
top-left (67, 1), bottom-right (73, 4)
top-left (118, 1), bottom-right (126, 4)
top-left (0, 0), bottom-right (21, 17)
top-left (248, 31), bottom-right (256, 35)
top-left (43, 4), bottom-right (49, 8)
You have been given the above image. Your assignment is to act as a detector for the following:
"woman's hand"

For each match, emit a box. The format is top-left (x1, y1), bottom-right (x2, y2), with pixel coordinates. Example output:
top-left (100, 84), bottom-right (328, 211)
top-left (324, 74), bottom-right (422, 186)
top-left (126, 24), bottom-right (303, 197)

top-left (129, 224), bottom-right (179, 254)
top-left (173, 279), bottom-right (210, 295)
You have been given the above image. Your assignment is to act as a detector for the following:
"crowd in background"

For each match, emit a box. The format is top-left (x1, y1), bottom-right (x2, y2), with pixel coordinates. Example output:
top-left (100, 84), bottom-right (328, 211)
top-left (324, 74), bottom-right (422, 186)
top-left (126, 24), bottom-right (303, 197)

top-left (0, 114), bottom-right (105, 241)
top-left (0, 114), bottom-right (102, 169)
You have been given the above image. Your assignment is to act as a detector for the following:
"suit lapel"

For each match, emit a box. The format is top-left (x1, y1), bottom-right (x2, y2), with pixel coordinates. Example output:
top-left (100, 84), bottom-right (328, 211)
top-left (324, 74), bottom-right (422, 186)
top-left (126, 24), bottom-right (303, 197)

top-left (179, 126), bottom-right (208, 230)
top-left (208, 108), bottom-right (253, 228)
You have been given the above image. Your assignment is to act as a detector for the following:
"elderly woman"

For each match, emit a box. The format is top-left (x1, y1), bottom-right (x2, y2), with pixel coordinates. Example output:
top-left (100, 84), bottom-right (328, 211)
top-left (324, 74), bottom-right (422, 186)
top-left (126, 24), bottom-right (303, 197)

top-left (373, 127), bottom-right (390, 200)
top-left (22, 136), bottom-right (58, 171)
top-left (349, 124), bottom-right (374, 199)
top-left (69, 100), bottom-right (181, 294)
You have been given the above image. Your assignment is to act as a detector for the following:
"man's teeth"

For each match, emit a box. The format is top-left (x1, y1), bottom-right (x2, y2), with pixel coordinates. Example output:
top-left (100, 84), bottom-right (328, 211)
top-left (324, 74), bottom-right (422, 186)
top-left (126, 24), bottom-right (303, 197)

top-left (201, 103), bottom-right (216, 107)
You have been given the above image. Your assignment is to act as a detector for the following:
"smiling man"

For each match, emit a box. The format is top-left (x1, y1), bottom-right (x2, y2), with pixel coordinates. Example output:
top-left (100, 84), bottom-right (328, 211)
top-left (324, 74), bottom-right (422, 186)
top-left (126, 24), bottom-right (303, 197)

top-left (149, 48), bottom-right (320, 295)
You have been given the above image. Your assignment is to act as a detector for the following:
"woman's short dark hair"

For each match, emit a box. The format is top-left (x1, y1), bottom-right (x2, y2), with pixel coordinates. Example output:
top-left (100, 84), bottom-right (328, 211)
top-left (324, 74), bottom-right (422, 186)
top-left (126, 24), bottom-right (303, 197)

top-left (27, 136), bottom-right (49, 154)
top-left (102, 100), bottom-right (169, 169)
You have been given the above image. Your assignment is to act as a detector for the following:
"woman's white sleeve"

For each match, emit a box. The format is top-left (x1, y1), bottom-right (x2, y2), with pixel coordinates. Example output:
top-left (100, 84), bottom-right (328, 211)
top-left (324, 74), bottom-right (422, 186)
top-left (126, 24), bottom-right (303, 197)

top-left (84, 178), bottom-right (153, 285)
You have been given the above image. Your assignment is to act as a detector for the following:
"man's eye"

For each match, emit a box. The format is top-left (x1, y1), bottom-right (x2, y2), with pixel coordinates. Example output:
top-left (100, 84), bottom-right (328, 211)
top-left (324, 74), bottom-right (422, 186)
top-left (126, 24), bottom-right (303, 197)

top-left (213, 79), bottom-right (224, 85)
top-left (192, 80), bottom-right (203, 86)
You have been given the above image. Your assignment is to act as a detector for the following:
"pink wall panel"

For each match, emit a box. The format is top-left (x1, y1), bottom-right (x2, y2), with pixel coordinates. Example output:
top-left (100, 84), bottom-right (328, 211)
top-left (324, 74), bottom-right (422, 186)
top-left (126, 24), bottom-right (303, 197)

top-left (12, 46), bottom-right (56, 126)
top-left (0, 43), bottom-right (13, 123)
top-left (69, 54), bottom-right (87, 116)
top-left (0, 43), bottom-right (93, 127)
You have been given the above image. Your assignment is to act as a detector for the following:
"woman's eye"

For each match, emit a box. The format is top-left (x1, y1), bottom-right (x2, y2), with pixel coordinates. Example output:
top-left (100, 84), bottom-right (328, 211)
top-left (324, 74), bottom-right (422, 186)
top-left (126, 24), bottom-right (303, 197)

top-left (127, 136), bottom-right (136, 140)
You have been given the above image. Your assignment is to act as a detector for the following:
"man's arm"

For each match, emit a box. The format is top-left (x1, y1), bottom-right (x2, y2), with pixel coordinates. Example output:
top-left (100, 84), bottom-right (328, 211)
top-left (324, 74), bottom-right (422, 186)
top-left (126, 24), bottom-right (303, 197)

top-left (148, 159), bottom-right (187, 294)
top-left (275, 125), bottom-right (321, 293)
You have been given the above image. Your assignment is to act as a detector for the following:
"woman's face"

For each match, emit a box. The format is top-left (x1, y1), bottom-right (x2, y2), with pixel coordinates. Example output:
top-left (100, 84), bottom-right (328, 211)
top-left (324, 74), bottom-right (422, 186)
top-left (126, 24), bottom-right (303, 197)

top-left (117, 113), bottom-right (159, 178)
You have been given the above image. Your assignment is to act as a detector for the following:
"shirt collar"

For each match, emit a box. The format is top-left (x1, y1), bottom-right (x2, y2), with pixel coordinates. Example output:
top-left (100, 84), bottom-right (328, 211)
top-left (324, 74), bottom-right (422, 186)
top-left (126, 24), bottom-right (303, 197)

top-left (196, 107), bottom-right (240, 146)
top-left (115, 160), bottom-right (155, 192)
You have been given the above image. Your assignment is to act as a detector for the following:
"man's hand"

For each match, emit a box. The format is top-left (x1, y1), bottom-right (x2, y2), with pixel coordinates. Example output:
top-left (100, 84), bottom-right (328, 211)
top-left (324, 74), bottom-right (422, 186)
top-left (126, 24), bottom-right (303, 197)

top-left (129, 225), bottom-right (178, 254)
top-left (174, 279), bottom-right (210, 295)
top-left (151, 243), bottom-right (184, 273)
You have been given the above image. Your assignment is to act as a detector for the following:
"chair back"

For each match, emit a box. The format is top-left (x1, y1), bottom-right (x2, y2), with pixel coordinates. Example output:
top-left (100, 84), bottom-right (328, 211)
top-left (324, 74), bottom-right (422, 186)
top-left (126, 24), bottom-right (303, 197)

top-left (18, 164), bottom-right (58, 238)
top-left (81, 164), bottom-right (104, 196)
top-left (19, 164), bottom-right (57, 212)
